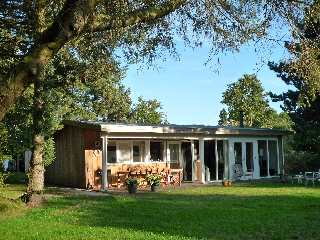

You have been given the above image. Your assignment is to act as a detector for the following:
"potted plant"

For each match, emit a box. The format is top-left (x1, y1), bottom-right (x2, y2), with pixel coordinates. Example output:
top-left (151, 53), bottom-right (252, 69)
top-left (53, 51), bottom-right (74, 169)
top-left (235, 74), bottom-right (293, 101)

top-left (222, 178), bottom-right (232, 187)
top-left (126, 177), bottom-right (139, 194)
top-left (146, 174), bottom-right (162, 192)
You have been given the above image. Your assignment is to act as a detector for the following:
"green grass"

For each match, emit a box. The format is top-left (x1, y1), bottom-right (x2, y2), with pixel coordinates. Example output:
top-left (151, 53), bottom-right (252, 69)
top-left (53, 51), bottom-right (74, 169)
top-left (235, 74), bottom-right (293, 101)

top-left (0, 183), bottom-right (320, 240)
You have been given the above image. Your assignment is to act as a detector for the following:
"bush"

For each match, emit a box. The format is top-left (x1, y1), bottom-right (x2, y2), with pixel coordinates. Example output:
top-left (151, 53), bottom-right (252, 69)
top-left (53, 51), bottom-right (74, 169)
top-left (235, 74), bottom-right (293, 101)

top-left (0, 172), bottom-right (9, 188)
top-left (146, 174), bottom-right (162, 186)
top-left (43, 137), bottom-right (56, 167)
top-left (285, 150), bottom-right (320, 174)
top-left (125, 177), bottom-right (140, 186)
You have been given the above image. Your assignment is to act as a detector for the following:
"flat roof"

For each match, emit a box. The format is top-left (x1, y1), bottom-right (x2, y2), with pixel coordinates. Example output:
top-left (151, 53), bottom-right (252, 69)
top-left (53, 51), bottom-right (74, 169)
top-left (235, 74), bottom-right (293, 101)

top-left (63, 120), bottom-right (291, 136)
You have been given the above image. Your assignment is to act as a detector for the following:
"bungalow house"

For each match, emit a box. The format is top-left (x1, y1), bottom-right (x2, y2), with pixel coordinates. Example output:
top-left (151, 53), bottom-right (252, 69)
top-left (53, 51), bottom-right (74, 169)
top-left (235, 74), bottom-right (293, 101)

top-left (45, 120), bottom-right (290, 190)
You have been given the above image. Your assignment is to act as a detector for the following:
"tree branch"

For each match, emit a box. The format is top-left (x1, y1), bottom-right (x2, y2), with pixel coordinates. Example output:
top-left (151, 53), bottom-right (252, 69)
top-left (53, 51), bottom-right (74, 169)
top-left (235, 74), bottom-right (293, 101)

top-left (0, 0), bottom-right (187, 121)
top-left (0, 0), bottom-right (97, 121)
top-left (89, 0), bottom-right (187, 32)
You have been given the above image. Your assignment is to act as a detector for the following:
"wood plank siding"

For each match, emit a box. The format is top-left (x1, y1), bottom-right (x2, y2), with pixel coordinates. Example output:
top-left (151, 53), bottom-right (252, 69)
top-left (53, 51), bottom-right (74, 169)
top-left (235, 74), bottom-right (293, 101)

top-left (45, 126), bottom-right (86, 188)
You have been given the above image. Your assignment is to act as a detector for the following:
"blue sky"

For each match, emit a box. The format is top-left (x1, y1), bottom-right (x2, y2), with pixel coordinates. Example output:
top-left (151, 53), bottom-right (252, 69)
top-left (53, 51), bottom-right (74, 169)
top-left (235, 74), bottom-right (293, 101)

top-left (123, 41), bottom-right (290, 125)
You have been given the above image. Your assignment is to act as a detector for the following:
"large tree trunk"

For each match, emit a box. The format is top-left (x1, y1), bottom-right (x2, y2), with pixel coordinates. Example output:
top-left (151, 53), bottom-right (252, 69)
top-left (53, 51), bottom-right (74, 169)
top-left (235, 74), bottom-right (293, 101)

top-left (26, 65), bottom-right (46, 206)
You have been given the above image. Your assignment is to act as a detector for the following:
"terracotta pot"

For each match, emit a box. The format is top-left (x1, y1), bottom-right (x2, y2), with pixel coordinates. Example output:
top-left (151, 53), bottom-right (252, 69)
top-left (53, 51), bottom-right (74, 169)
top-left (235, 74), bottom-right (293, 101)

top-left (223, 181), bottom-right (228, 187)
top-left (227, 180), bottom-right (232, 187)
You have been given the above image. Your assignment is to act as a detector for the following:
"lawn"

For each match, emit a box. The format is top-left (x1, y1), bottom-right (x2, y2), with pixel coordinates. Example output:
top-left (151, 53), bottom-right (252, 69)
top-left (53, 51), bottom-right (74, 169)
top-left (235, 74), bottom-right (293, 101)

top-left (0, 183), bottom-right (319, 240)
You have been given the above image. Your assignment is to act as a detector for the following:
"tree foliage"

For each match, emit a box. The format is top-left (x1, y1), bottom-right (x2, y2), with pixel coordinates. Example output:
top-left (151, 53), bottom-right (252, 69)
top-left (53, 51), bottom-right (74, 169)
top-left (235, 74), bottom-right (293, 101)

top-left (282, 0), bottom-right (320, 102)
top-left (130, 97), bottom-right (167, 125)
top-left (0, 0), bottom-right (309, 121)
top-left (269, 1), bottom-right (320, 156)
top-left (219, 74), bottom-right (292, 129)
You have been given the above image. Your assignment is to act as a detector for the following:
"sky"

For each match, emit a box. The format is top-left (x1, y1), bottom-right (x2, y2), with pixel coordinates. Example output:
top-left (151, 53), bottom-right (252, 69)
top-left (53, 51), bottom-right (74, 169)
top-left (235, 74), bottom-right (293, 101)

top-left (123, 40), bottom-right (291, 126)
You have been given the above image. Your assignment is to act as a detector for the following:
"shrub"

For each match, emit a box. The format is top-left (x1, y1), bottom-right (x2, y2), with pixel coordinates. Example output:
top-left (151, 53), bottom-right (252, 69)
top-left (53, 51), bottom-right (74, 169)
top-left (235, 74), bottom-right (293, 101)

top-left (0, 172), bottom-right (9, 188)
top-left (125, 177), bottom-right (140, 186)
top-left (146, 174), bottom-right (162, 186)
top-left (285, 150), bottom-right (320, 174)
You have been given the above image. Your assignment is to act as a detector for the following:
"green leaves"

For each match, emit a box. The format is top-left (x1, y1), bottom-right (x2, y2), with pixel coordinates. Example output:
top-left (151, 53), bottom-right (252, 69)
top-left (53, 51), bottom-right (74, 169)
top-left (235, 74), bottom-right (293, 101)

top-left (130, 97), bottom-right (168, 125)
top-left (219, 74), bottom-right (292, 129)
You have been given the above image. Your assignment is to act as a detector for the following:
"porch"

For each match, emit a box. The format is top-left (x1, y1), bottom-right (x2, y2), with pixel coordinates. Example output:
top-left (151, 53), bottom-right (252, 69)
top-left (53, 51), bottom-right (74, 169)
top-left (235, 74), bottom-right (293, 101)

top-left (97, 136), bottom-right (284, 190)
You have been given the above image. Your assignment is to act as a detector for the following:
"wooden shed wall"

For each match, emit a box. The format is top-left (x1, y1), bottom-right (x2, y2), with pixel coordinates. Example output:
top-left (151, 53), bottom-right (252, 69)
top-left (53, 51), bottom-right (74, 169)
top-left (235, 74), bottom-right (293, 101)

top-left (45, 126), bottom-right (86, 188)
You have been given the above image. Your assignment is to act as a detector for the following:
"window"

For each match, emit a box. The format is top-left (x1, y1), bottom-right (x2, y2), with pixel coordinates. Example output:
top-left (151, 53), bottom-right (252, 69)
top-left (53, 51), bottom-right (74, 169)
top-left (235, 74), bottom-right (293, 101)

top-left (150, 141), bottom-right (164, 161)
top-left (118, 142), bottom-right (131, 163)
top-left (107, 144), bottom-right (117, 163)
top-left (133, 141), bottom-right (145, 162)
top-left (268, 140), bottom-right (278, 176)
top-left (258, 140), bottom-right (268, 177)
top-left (246, 142), bottom-right (253, 172)
top-left (169, 144), bottom-right (179, 163)
top-left (234, 142), bottom-right (242, 165)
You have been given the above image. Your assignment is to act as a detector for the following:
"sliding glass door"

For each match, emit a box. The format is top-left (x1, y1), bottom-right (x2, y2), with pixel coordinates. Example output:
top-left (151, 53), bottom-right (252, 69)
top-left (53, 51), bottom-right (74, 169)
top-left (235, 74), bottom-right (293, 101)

top-left (204, 140), bottom-right (228, 181)
top-left (232, 140), bottom-right (256, 177)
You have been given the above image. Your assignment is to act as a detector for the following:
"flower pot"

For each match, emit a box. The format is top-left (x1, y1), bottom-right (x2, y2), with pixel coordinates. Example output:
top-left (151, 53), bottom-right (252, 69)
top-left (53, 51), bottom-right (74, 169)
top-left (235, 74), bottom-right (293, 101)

top-left (222, 181), bottom-right (228, 187)
top-left (151, 184), bottom-right (160, 192)
top-left (128, 184), bottom-right (137, 194)
top-left (227, 180), bottom-right (232, 187)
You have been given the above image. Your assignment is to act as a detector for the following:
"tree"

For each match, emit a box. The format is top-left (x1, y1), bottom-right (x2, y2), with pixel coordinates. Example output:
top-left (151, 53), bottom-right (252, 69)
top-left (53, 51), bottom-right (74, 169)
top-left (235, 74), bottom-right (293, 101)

top-left (0, 0), bottom-right (305, 201)
top-left (0, 0), bottom-right (308, 121)
top-left (219, 74), bottom-right (292, 129)
top-left (282, 1), bottom-right (320, 102)
top-left (0, 123), bottom-right (9, 163)
top-left (130, 97), bottom-right (167, 125)
top-left (269, 1), bottom-right (320, 157)
top-left (218, 108), bottom-right (228, 126)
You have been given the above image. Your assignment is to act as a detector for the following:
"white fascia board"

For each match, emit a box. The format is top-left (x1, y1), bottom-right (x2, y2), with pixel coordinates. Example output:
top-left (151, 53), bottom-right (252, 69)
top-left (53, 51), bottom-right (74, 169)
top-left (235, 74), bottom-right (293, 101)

top-left (100, 124), bottom-right (174, 134)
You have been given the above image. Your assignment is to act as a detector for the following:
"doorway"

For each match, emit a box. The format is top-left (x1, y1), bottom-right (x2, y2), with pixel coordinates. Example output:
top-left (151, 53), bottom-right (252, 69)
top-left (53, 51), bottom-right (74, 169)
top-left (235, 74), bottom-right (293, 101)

top-left (233, 140), bottom-right (255, 175)
top-left (181, 142), bottom-right (192, 181)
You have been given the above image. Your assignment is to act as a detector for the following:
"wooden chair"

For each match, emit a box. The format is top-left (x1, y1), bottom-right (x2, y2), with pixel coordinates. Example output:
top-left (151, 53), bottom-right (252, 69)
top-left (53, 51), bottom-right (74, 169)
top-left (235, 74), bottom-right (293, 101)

top-left (232, 164), bottom-right (253, 181)
top-left (168, 169), bottom-right (183, 186)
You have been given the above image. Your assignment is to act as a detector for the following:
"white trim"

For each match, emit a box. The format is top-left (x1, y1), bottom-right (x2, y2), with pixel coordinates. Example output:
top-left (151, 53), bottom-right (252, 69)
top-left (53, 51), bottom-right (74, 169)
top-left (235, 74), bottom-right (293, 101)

top-left (215, 140), bottom-right (218, 181)
top-left (199, 139), bottom-right (205, 183)
top-left (101, 136), bottom-right (108, 190)
top-left (277, 140), bottom-right (280, 175)
top-left (281, 137), bottom-right (285, 175)
top-left (191, 140), bottom-right (195, 182)
top-left (266, 140), bottom-right (270, 177)
top-left (145, 140), bottom-right (150, 162)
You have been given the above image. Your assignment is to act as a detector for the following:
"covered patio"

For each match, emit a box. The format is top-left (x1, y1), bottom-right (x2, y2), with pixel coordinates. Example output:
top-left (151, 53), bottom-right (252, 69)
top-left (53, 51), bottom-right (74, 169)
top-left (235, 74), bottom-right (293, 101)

top-left (47, 121), bottom-right (290, 190)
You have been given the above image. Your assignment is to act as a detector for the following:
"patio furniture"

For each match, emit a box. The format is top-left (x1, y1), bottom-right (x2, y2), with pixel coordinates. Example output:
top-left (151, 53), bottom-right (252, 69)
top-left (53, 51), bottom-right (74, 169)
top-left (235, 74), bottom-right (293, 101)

top-left (315, 172), bottom-right (320, 184)
top-left (305, 171), bottom-right (320, 186)
top-left (232, 164), bottom-right (253, 181)
top-left (291, 173), bottom-right (304, 184)
top-left (168, 169), bottom-right (183, 186)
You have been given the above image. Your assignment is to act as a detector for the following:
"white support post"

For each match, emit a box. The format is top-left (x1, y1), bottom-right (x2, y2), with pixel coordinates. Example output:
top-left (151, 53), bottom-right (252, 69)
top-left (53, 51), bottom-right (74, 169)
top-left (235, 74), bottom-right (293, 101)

top-left (145, 140), bottom-right (150, 162)
top-left (166, 141), bottom-right (170, 168)
top-left (101, 136), bottom-right (108, 191)
top-left (242, 142), bottom-right (247, 175)
top-left (228, 140), bottom-right (234, 180)
top-left (191, 140), bottom-right (195, 182)
top-left (253, 141), bottom-right (260, 179)
top-left (223, 140), bottom-right (229, 180)
top-left (277, 140), bottom-right (280, 175)
top-left (215, 140), bottom-right (218, 181)
top-left (199, 139), bottom-right (205, 183)
top-left (178, 142), bottom-right (182, 169)
top-left (281, 137), bottom-right (285, 175)
top-left (164, 140), bottom-right (168, 163)
top-left (267, 140), bottom-right (270, 177)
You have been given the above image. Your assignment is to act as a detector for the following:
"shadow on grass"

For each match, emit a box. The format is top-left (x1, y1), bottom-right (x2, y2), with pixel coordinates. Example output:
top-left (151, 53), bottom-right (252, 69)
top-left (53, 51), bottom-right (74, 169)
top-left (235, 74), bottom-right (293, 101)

top-left (42, 185), bottom-right (320, 240)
